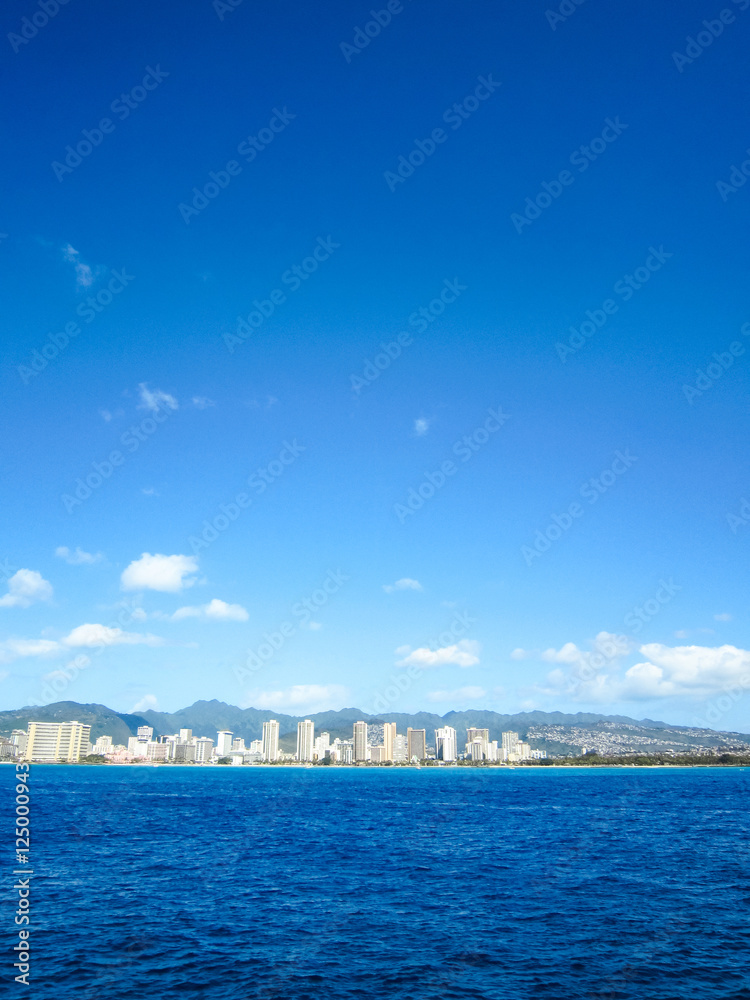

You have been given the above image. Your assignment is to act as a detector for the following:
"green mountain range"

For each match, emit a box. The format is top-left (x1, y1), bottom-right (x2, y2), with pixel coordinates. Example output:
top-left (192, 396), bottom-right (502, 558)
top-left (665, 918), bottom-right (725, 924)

top-left (1, 699), bottom-right (747, 755)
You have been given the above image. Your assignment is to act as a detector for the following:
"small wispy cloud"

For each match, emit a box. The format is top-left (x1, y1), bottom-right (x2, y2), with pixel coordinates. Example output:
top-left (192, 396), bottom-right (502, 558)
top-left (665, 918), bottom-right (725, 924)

top-left (192, 396), bottom-right (215, 409)
top-left (131, 694), bottom-right (160, 713)
top-left (141, 487), bottom-right (159, 497)
top-left (172, 599), bottom-right (248, 622)
top-left (414, 418), bottom-right (430, 436)
top-left (62, 244), bottom-right (94, 288)
top-left (55, 546), bottom-right (103, 566)
top-left (714, 613), bottom-right (732, 622)
top-left (137, 383), bottom-right (178, 413)
top-left (383, 578), bottom-right (423, 593)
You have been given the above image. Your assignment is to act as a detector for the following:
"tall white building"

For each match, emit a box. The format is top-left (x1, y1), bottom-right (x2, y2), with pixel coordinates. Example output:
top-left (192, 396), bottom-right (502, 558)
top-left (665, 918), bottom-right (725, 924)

top-left (466, 728), bottom-right (490, 759)
top-left (137, 726), bottom-right (154, 740)
top-left (262, 720), bottom-right (280, 762)
top-left (179, 728), bottom-right (193, 742)
top-left (314, 732), bottom-right (330, 759)
top-left (383, 722), bottom-right (396, 762)
top-left (25, 721), bottom-right (92, 762)
top-left (393, 733), bottom-right (408, 763)
top-left (216, 731), bottom-right (234, 755)
top-left (353, 721), bottom-right (368, 761)
top-left (296, 719), bottom-right (315, 761)
top-left (502, 731), bottom-right (519, 755)
top-left (92, 735), bottom-right (113, 756)
top-left (435, 726), bottom-right (457, 762)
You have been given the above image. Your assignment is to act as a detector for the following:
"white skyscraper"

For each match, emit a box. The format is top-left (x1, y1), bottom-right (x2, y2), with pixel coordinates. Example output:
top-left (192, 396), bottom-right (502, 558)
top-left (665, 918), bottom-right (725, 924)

top-left (383, 722), bottom-right (396, 762)
top-left (314, 732), bottom-right (330, 759)
top-left (216, 731), bottom-right (234, 755)
top-left (296, 719), bottom-right (315, 761)
top-left (262, 720), bottom-right (280, 762)
top-left (502, 731), bottom-right (519, 755)
top-left (466, 728), bottom-right (489, 759)
top-left (393, 734), bottom-right (408, 763)
top-left (435, 726), bottom-right (457, 762)
top-left (353, 721), bottom-right (368, 761)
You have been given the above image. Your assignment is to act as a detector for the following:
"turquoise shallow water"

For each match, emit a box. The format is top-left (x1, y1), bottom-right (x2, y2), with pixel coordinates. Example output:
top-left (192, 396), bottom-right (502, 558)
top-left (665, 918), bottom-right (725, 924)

top-left (4, 765), bottom-right (750, 999)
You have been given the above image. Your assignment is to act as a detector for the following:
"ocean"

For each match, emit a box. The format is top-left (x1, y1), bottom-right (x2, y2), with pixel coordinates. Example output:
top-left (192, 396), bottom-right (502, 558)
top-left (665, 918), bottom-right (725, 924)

top-left (5, 765), bottom-right (750, 999)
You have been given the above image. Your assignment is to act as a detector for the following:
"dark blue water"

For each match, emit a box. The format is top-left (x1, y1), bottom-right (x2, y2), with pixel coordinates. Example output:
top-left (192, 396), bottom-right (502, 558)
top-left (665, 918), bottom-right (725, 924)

top-left (4, 765), bottom-right (750, 999)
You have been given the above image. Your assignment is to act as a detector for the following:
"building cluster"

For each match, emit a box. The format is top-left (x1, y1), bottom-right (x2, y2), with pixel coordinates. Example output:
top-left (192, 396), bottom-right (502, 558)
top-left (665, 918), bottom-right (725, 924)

top-left (0, 719), bottom-right (547, 765)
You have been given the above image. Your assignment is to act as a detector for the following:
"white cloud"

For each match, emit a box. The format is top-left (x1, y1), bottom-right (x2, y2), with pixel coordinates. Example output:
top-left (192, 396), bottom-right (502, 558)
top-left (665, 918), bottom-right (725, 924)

top-left (192, 396), bottom-right (215, 409)
top-left (396, 639), bottom-right (480, 669)
top-left (540, 640), bottom-right (750, 703)
top-left (121, 553), bottom-right (198, 593)
top-left (0, 638), bottom-right (60, 662)
top-left (62, 244), bottom-right (94, 288)
top-left (427, 686), bottom-right (486, 703)
top-left (242, 684), bottom-right (349, 714)
top-left (137, 383), bottom-right (178, 413)
top-left (414, 418), bottom-right (430, 436)
top-left (62, 624), bottom-right (165, 648)
top-left (55, 546), bottom-right (103, 566)
top-left (714, 613), bottom-right (732, 622)
top-left (307, 621), bottom-right (322, 631)
top-left (383, 578), bottom-right (423, 593)
top-left (172, 599), bottom-right (248, 622)
top-left (131, 694), bottom-right (160, 713)
top-left (0, 570), bottom-right (53, 608)
top-left (141, 487), bottom-right (159, 497)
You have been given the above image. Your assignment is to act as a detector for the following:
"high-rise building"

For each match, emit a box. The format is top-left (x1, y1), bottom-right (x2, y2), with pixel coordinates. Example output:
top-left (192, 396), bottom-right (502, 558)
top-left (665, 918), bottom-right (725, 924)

top-left (296, 719), bottom-right (315, 762)
top-left (337, 741), bottom-right (353, 764)
top-left (179, 728), bottom-right (193, 742)
top-left (10, 730), bottom-right (28, 754)
top-left (467, 739), bottom-right (485, 761)
top-left (435, 726), bottom-right (457, 762)
top-left (92, 735), bottom-right (113, 756)
top-left (24, 721), bottom-right (92, 762)
top-left (466, 728), bottom-right (490, 758)
top-left (194, 738), bottom-right (214, 763)
top-left (137, 726), bottom-right (154, 740)
top-left (216, 731), bottom-right (234, 755)
top-left (232, 737), bottom-right (246, 751)
top-left (407, 728), bottom-right (426, 761)
top-left (353, 721), bottom-right (368, 761)
top-left (502, 731), bottom-right (519, 755)
top-left (262, 720), bottom-right (280, 762)
top-left (314, 732), bottom-right (330, 759)
top-left (393, 733), bottom-right (408, 763)
top-left (383, 722), bottom-right (396, 762)
top-left (370, 746), bottom-right (386, 763)
top-left (128, 736), bottom-right (150, 757)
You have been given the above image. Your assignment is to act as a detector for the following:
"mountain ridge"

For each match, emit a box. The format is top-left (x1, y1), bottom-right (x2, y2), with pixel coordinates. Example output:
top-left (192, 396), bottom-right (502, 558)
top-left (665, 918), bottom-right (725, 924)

top-left (1, 699), bottom-right (747, 752)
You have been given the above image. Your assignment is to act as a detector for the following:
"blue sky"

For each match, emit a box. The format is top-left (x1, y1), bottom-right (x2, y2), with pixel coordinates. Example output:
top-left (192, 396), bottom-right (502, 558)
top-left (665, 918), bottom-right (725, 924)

top-left (1, 0), bottom-right (749, 730)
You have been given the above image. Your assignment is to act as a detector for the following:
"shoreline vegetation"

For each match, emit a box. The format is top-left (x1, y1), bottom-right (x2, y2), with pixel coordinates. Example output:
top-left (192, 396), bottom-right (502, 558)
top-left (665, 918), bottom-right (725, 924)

top-left (10, 752), bottom-right (750, 768)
